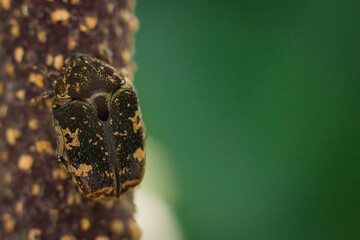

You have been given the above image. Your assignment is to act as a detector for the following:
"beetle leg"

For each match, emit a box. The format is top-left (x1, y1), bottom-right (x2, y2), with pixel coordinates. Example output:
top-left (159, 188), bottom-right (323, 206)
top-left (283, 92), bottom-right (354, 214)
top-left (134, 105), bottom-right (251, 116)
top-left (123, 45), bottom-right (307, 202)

top-left (57, 156), bottom-right (67, 166)
top-left (30, 91), bottom-right (55, 107)
top-left (31, 63), bottom-right (58, 86)
top-left (31, 63), bottom-right (48, 74)
top-left (97, 43), bottom-right (113, 65)
top-left (47, 71), bottom-right (60, 83)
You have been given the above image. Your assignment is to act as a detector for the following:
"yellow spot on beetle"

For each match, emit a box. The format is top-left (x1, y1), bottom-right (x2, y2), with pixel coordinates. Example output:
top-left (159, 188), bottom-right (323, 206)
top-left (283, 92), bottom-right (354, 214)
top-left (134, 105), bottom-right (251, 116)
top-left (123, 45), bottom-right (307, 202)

top-left (71, 164), bottom-right (93, 177)
top-left (71, 0), bottom-right (79, 5)
top-left (134, 148), bottom-right (145, 162)
top-left (86, 186), bottom-right (114, 199)
top-left (14, 46), bottom-right (24, 63)
top-left (6, 128), bottom-right (21, 145)
top-left (129, 110), bottom-right (142, 132)
top-left (62, 128), bottom-right (80, 149)
top-left (120, 179), bottom-right (141, 191)
top-left (75, 82), bottom-right (80, 92)
top-left (18, 154), bottom-right (34, 170)
top-left (96, 133), bottom-right (103, 140)
top-left (0, 83), bottom-right (3, 95)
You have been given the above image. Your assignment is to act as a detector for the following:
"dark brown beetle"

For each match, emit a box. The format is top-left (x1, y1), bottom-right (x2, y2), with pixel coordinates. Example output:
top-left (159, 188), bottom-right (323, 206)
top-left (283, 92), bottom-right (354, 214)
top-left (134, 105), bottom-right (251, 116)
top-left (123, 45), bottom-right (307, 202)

top-left (50, 54), bottom-right (145, 200)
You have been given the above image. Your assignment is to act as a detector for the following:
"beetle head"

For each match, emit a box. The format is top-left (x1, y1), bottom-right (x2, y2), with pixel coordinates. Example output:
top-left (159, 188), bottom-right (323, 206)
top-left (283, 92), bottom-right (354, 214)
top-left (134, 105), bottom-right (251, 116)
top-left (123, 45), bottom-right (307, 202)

top-left (55, 55), bottom-right (127, 99)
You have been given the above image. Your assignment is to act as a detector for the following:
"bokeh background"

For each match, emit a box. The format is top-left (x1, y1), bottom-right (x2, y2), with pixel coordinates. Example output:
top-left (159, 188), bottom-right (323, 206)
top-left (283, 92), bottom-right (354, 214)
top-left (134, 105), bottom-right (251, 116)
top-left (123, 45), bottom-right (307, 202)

top-left (134, 1), bottom-right (360, 239)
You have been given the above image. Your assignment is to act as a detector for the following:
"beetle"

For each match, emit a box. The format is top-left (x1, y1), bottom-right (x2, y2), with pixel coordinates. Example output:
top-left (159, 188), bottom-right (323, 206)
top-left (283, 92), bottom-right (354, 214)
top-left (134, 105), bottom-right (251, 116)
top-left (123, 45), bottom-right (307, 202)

top-left (48, 54), bottom-right (145, 200)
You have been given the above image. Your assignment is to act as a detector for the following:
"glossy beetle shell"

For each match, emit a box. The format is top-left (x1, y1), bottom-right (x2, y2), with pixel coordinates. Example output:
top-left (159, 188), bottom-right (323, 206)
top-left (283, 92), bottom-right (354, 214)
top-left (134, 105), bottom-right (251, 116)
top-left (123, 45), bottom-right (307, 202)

top-left (52, 55), bottom-right (145, 200)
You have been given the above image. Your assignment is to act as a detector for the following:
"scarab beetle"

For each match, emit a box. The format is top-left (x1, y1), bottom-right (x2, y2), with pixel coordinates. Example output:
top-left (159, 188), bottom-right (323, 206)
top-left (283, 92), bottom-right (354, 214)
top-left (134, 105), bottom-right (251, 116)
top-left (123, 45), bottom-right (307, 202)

top-left (50, 54), bottom-right (145, 200)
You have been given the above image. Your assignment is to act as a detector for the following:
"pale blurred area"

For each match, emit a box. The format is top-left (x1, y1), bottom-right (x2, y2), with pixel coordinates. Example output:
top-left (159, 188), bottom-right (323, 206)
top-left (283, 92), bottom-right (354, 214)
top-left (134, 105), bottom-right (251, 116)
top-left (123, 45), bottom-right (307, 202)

top-left (135, 137), bottom-right (184, 240)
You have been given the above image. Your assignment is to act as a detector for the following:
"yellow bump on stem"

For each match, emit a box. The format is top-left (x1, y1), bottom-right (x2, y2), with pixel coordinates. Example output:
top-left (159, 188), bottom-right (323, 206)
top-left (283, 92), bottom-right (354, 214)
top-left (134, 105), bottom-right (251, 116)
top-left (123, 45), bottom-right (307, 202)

top-left (34, 140), bottom-right (53, 154)
top-left (68, 35), bottom-right (76, 50)
top-left (95, 237), bottom-right (109, 240)
top-left (15, 201), bottom-right (23, 215)
top-left (60, 235), bottom-right (76, 240)
top-left (32, 184), bottom-right (41, 195)
top-left (50, 9), bottom-right (70, 24)
top-left (81, 218), bottom-right (91, 231)
top-left (28, 229), bottom-right (42, 240)
top-left (28, 72), bottom-right (44, 88)
top-left (5, 62), bottom-right (15, 77)
top-left (85, 16), bottom-right (98, 30)
top-left (46, 54), bottom-right (54, 66)
top-left (37, 31), bottom-right (47, 43)
top-left (14, 46), bottom-right (24, 63)
top-left (111, 220), bottom-right (124, 234)
top-left (28, 118), bottom-right (38, 130)
top-left (10, 24), bottom-right (20, 37)
top-left (0, 0), bottom-right (11, 11)
top-left (15, 89), bottom-right (26, 100)
top-left (53, 54), bottom-right (64, 70)
top-left (18, 154), bottom-right (34, 171)
top-left (3, 213), bottom-right (15, 232)
top-left (126, 219), bottom-right (142, 240)
top-left (6, 128), bottom-right (21, 145)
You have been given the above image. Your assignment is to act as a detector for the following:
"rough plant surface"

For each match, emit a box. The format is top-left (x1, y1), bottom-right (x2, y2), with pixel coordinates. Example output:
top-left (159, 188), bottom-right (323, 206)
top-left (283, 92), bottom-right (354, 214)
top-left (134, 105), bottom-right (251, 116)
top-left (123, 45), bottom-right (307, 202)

top-left (0, 0), bottom-right (142, 239)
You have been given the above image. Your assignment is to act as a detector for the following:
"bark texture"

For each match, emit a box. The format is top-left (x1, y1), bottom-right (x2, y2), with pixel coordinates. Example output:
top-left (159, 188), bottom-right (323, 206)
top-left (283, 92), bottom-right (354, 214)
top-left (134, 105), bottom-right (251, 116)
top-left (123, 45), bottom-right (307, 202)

top-left (0, 0), bottom-right (141, 239)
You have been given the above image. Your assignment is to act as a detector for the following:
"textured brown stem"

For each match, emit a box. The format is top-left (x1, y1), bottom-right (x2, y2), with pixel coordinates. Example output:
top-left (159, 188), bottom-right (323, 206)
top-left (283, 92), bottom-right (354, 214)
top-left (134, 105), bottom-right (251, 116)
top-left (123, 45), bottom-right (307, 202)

top-left (0, 0), bottom-right (141, 239)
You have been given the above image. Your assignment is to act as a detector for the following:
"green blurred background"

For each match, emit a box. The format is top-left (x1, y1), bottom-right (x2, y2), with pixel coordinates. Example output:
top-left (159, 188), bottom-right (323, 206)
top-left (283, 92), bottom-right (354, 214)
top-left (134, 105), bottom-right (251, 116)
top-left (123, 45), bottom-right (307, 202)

top-left (135, 1), bottom-right (360, 239)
